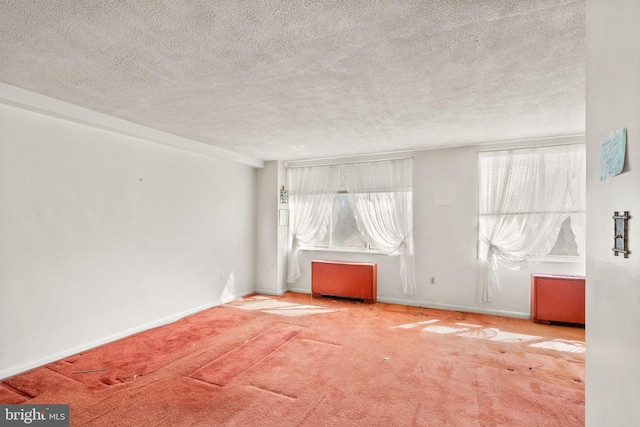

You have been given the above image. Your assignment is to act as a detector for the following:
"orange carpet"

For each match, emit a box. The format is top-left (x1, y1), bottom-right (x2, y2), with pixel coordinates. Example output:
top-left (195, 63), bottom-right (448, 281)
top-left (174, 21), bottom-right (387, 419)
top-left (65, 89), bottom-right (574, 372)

top-left (0, 293), bottom-right (585, 426)
top-left (190, 323), bottom-right (304, 387)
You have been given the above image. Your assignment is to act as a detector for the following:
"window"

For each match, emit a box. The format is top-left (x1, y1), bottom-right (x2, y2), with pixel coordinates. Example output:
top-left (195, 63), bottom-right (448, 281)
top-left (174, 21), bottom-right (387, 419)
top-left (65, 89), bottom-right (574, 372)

top-left (548, 216), bottom-right (580, 257)
top-left (314, 192), bottom-right (374, 250)
top-left (287, 158), bottom-right (416, 294)
top-left (478, 144), bottom-right (586, 264)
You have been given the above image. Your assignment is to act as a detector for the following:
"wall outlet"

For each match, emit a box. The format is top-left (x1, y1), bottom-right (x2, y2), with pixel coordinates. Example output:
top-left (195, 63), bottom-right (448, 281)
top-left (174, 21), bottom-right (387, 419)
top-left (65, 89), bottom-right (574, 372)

top-left (430, 277), bottom-right (436, 285)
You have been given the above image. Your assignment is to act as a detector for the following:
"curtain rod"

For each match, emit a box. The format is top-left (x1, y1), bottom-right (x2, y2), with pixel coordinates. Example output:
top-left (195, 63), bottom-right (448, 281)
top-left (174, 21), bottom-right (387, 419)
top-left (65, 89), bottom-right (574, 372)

top-left (477, 141), bottom-right (585, 154)
top-left (480, 210), bottom-right (586, 216)
top-left (286, 155), bottom-right (414, 169)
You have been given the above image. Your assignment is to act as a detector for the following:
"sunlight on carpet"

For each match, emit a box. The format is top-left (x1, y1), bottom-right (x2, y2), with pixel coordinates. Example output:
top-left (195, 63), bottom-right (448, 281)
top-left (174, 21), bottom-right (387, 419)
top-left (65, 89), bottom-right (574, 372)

top-left (530, 339), bottom-right (585, 353)
top-left (458, 327), bottom-right (541, 343)
top-left (392, 318), bottom-right (585, 354)
top-left (391, 319), bottom-right (440, 329)
top-left (228, 296), bottom-right (340, 316)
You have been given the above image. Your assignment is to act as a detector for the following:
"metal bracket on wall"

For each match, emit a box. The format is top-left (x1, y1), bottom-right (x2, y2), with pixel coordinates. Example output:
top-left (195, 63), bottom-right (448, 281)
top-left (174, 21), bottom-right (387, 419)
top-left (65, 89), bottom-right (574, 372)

top-left (613, 211), bottom-right (630, 257)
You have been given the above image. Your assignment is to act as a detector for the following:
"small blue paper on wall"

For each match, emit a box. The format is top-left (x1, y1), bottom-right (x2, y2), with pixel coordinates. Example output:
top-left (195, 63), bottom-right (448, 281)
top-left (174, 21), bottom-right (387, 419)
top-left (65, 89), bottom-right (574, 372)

top-left (600, 128), bottom-right (626, 180)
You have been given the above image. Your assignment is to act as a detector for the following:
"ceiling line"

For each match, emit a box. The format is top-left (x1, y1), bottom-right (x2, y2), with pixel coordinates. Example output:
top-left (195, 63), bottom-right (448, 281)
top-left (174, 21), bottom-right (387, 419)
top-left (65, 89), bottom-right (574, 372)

top-left (0, 83), bottom-right (265, 169)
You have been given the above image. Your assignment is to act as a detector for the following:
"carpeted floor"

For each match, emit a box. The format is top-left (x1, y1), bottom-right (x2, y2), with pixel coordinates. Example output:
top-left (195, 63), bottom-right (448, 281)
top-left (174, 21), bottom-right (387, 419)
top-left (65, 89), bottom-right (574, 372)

top-left (0, 292), bottom-right (585, 426)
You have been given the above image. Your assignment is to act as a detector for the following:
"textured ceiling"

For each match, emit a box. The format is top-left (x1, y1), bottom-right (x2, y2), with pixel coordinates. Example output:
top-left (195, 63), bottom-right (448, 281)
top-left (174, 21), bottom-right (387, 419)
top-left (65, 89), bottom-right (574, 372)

top-left (0, 0), bottom-right (585, 162)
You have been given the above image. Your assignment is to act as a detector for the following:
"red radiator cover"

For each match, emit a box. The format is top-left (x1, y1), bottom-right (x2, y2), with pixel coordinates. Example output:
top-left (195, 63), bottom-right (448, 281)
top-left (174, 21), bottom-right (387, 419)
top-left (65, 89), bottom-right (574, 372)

top-left (530, 274), bottom-right (585, 325)
top-left (311, 260), bottom-right (377, 303)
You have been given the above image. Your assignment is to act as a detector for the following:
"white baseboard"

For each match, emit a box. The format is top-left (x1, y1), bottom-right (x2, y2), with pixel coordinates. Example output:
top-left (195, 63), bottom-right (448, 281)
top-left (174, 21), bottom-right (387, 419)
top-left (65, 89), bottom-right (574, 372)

top-left (284, 287), bottom-right (311, 295)
top-left (254, 287), bottom-right (289, 296)
top-left (0, 290), bottom-right (255, 381)
top-left (280, 288), bottom-right (529, 319)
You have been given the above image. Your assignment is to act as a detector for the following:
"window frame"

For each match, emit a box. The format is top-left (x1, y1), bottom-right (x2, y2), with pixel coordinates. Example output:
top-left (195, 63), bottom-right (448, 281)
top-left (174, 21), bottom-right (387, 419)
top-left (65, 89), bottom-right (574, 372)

top-left (477, 144), bottom-right (586, 262)
top-left (303, 187), bottom-right (412, 254)
top-left (311, 191), bottom-right (377, 252)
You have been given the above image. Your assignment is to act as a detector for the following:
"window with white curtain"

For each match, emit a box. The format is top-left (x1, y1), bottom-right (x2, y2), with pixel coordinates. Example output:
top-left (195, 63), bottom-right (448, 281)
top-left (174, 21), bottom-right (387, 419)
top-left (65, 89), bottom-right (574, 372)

top-left (286, 158), bottom-right (416, 295)
top-left (477, 143), bottom-right (586, 301)
top-left (314, 192), bottom-right (390, 251)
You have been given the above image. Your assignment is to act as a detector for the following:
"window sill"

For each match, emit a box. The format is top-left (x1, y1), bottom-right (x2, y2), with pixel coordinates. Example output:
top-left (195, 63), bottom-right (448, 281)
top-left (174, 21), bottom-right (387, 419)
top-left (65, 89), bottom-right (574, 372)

top-left (534, 256), bottom-right (585, 264)
top-left (299, 247), bottom-right (389, 256)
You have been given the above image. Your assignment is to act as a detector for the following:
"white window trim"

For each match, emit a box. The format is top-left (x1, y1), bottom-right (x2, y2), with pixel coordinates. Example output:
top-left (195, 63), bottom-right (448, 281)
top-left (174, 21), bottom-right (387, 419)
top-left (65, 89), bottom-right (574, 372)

top-left (298, 246), bottom-right (388, 255)
top-left (477, 142), bottom-right (586, 263)
top-left (533, 255), bottom-right (585, 263)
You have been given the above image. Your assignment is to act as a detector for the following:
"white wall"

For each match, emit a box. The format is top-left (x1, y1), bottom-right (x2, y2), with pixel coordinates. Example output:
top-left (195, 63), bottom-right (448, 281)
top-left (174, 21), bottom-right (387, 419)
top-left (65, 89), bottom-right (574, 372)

top-left (285, 145), bottom-right (584, 318)
top-left (0, 103), bottom-right (257, 379)
top-left (255, 161), bottom-right (288, 295)
top-left (586, 1), bottom-right (640, 425)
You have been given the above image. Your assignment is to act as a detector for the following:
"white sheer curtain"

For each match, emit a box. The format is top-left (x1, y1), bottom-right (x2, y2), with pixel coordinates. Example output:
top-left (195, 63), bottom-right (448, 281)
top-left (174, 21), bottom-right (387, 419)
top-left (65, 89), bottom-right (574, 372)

top-left (341, 158), bottom-right (416, 295)
top-left (478, 144), bottom-right (586, 301)
top-left (286, 166), bottom-right (339, 284)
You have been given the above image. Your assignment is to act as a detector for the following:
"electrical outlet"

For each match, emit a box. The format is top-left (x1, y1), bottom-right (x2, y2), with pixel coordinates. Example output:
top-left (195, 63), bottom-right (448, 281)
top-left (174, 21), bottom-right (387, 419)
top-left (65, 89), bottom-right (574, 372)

top-left (430, 277), bottom-right (436, 285)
